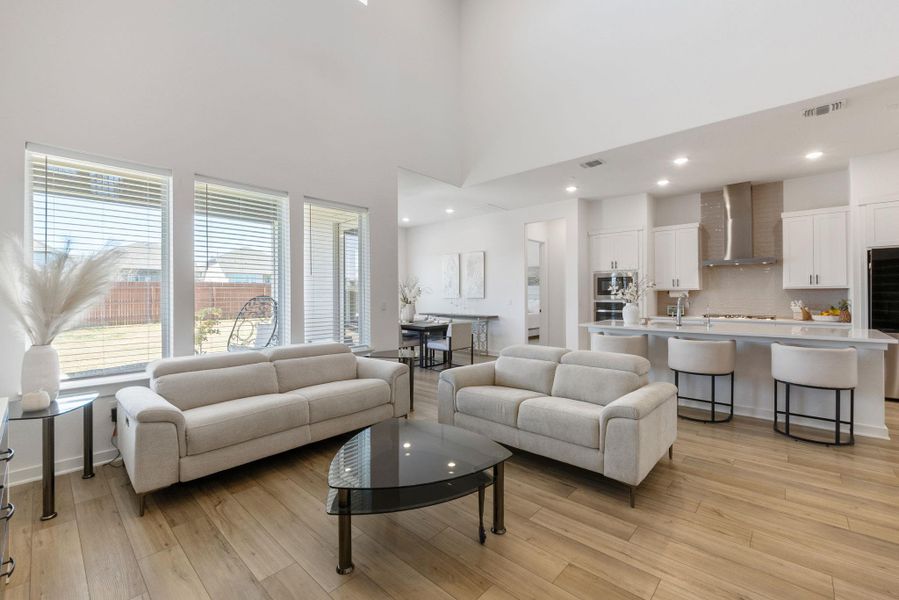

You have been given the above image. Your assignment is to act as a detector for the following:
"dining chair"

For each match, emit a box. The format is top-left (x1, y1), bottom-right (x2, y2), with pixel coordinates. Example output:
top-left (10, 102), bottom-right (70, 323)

top-left (425, 321), bottom-right (474, 369)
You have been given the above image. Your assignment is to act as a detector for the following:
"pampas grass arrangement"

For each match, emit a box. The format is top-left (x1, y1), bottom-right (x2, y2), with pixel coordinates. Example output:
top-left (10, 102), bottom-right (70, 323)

top-left (0, 234), bottom-right (120, 397)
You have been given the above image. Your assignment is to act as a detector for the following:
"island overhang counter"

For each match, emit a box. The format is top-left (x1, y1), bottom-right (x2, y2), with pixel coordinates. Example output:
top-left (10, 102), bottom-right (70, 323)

top-left (581, 320), bottom-right (897, 439)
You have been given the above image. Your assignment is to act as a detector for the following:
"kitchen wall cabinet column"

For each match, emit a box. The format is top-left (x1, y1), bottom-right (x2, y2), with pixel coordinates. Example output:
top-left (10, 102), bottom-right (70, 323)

top-left (653, 223), bottom-right (701, 291)
top-left (782, 207), bottom-right (849, 289)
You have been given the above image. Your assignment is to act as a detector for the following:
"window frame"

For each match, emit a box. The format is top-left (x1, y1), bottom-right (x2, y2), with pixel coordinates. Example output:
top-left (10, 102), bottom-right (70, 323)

top-left (25, 144), bottom-right (173, 379)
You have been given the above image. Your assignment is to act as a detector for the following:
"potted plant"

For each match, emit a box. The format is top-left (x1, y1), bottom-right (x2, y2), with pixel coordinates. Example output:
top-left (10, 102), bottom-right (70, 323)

top-left (399, 276), bottom-right (425, 322)
top-left (0, 236), bottom-right (120, 404)
top-left (611, 273), bottom-right (656, 325)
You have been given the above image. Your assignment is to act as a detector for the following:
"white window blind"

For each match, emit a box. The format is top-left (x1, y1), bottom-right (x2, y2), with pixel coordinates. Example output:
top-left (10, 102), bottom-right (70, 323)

top-left (194, 181), bottom-right (288, 354)
top-left (303, 200), bottom-right (370, 348)
top-left (29, 151), bottom-right (170, 379)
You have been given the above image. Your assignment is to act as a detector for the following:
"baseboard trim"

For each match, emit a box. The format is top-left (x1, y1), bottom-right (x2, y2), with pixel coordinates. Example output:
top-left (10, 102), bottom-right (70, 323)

top-left (9, 448), bottom-right (120, 487)
top-left (678, 399), bottom-right (891, 440)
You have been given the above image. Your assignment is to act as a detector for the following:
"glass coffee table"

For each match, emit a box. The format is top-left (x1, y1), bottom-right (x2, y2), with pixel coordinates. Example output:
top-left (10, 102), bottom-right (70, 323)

top-left (327, 419), bottom-right (512, 574)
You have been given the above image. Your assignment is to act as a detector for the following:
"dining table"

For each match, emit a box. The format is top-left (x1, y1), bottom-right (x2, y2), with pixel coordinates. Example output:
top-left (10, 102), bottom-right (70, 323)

top-left (400, 320), bottom-right (449, 368)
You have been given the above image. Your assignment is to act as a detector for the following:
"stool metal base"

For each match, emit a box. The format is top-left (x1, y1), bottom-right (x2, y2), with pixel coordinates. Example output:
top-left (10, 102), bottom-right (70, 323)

top-left (674, 370), bottom-right (734, 424)
top-left (773, 380), bottom-right (854, 446)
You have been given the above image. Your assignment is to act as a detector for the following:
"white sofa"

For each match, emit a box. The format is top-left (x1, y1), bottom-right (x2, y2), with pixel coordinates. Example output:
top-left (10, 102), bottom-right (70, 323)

top-left (116, 342), bottom-right (409, 513)
top-left (437, 345), bottom-right (676, 505)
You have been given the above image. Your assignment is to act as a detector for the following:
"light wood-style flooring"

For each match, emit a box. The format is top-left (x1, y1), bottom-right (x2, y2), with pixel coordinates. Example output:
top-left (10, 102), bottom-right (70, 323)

top-left (6, 359), bottom-right (899, 599)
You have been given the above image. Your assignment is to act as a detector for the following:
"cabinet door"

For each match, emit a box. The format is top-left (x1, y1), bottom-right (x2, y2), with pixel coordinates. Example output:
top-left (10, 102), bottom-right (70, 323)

top-left (614, 231), bottom-right (640, 271)
top-left (590, 234), bottom-right (614, 272)
top-left (869, 202), bottom-right (899, 247)
top-left (675, 227), bottom-right (701, 289)
top-left (782, 216), bottom-right (815, 288)
top-left (654, 230), bottom-right (677, 290)
top-left (813, 211), bottom-right (848, 287)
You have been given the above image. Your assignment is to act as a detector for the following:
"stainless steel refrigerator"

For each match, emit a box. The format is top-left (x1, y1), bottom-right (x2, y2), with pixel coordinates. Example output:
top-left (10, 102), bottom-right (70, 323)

top-left (869, 248), bottom-right (899, 400)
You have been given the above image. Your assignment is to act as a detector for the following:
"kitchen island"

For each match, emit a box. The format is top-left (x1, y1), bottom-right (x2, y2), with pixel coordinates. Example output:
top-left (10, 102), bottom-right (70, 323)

top-left (582, 319), bottom-right (897, 439)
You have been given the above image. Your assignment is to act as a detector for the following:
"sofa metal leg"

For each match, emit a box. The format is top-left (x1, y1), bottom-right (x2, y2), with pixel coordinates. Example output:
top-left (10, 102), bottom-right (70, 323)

top-left (629, 485), bottom-right (636, 508)
top-left (137, 493), bottom-right (147, 517)
top-left (668, 445), bottom-right (673, 460)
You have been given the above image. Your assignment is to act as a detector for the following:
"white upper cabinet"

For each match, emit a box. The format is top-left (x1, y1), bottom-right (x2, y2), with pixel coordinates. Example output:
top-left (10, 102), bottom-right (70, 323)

top-left (782, 208), bottom-right (849, 289)
top-left (867, 201), bottom-right (899, 248)
top-left (653, 224), bottom-right (700, 290)
top-left (590, 230), bottom-right (640, 272)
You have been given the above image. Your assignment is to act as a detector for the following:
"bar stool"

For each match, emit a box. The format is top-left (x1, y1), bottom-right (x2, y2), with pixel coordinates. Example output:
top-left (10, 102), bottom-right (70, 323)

top-left (590, 333), bottom-right (648, 358)
top-left (668, 337), bottom-right (736, 423)
top-left (771, 343), bottom-right (856, 446)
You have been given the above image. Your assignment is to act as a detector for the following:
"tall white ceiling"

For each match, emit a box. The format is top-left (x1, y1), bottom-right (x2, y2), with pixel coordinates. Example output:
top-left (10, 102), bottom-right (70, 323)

top-left (459, 0), bottom-right (899, 186)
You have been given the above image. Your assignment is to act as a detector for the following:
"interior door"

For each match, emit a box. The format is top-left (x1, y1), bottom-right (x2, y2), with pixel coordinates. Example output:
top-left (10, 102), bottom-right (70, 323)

top-left (654, 230), bottom-right (677, 290)
top-left (813, 212), bottom-right (848, 287)
top-left (614, 231), bottom-right (640, 271)
top-left (782, 216), bottom-right (815, 288)
top-left (674, 227), bottom-right (700, 289)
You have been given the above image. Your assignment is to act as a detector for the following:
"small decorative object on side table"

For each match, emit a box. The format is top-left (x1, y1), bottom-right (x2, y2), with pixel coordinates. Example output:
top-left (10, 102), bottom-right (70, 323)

top-left (9, 392), bottom-right (98, 520)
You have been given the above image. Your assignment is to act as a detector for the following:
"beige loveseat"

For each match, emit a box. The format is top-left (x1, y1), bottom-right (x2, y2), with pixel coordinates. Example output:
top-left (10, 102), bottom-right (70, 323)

top-left (116, 343), bottom-right (409, 513)
top-left (437, 345), bottom-right (676, 505)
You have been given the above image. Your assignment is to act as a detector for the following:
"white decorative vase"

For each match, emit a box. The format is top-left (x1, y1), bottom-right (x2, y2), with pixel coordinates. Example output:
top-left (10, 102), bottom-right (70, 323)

top-left (622, 303), bottom-right (640, 325)
top-left (400, 303), bottom-right (416, 322)
top-left (21, 344), bottom-right (60, 398)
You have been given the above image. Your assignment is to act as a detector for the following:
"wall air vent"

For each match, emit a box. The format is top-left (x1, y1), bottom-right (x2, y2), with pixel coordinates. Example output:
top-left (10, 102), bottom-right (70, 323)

top-left (579, 159), bottom-right (604, 168)
top-left (802, 99), bottom-right (846, 118)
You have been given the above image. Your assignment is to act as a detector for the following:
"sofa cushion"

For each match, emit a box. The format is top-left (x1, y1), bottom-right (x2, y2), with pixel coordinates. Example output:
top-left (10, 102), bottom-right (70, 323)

top-left (518, 396), bottom-right (605, 449)
top-left (551, 363), bottom-right (645, 407)
top-left (294, 379), bottom-right (390, 423)
top-left (154, 362), bottom-right (280, 411)
top-left (494, 356), bottom-right (558, 395)
top-left (273, 353), bottom-right (358, 393)
top-left (499, 344), bottom-right (570, 362)
top-left (263, 342), bottom-right (351, 361)
top-left (183, 392), bottom-right (309, 455)
top-left (561, 350), bottom-right (650, 376)
top-left (455, 385), bottom-right (544, 427)
top-left (148, 351), bottom-right (268, 380)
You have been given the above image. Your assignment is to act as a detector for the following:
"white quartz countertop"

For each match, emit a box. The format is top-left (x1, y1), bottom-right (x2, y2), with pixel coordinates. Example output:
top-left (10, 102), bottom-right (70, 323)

top-left (648, 316), bottom-right (853, 327)
top-left (581, 320), bottom-right (898, 349)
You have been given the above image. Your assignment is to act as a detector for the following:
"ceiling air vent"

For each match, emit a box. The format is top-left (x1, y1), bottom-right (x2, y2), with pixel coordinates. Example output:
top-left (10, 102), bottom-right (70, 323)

top-left (579, 158), bottom-right (604, 168)
top-left (802, 99), bottom-right (846, 118)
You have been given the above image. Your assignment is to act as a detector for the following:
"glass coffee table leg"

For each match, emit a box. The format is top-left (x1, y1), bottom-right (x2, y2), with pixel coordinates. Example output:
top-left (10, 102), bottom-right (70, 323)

top-left (336, 489), bottom-right (354, 575)
top-left (41, 418), bottom-right (57, 520)
top-left (491, 462), bottom-right (506, 535)
top-left (83, 403), bottom-right (95, 479)
top-left (477, 484), bottom-right (486, 544)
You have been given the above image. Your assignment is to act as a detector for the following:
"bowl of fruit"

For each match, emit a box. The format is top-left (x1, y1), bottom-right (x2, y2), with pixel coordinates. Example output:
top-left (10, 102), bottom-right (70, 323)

top-left (811, 307), bottom-right (842, 322)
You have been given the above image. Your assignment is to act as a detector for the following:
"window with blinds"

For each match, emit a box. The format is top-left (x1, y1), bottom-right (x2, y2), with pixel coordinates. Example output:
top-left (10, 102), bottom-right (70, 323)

top-left (29, 150), bottom-right (170, 379)
top-left (194, 181), bottom-right (288, 354)
top-left (303, 200), bottom-right (370, 348)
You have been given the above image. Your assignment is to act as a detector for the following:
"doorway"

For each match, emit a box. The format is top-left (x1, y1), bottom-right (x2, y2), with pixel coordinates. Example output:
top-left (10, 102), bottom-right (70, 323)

top-left (525, 219), bottom-right (566, 346)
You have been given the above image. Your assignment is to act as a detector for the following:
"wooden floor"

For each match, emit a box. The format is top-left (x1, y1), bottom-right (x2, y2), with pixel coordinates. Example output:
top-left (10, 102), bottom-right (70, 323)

top-left (6, 360), bottom-right (899, 600)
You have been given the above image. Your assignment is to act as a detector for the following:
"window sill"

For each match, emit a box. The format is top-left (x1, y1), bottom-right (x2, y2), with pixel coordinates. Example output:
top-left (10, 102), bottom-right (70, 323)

top-left (59, 372), bottom-right (149, 396)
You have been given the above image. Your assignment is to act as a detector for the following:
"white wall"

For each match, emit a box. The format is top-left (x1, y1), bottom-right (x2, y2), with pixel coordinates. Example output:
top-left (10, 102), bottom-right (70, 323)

top-left (405, 200), bottom-right (586, 353)
top-left (586, 194), bottom-right (649, 232)
top-left (398, 226), bottom-right (409, 285)
top-left (654, 193), bottom-right (702, 227)
top-left (783, 170), bottom-right (849, 212)
top-left (0, 0), bottom-right (461, 482)
top-left (460, 0), bottom-right (899, 184)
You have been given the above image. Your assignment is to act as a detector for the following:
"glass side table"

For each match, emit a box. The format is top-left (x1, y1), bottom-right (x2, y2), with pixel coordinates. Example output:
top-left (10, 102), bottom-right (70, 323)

top-left (9, 392), bottom-right (98, 520)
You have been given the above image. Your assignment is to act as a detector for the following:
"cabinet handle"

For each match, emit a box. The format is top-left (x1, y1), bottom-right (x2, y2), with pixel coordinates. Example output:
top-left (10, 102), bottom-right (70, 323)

top-left (809, 274), bottom-right (812, 285)
top-left (0, 502), bottom-right (15, 521)
top-left (0, 448), bottom-right (13, 463)
top-left (0, 557), bottom-right (14, 580)
top-left (816, 274), bottom-right (819, 284)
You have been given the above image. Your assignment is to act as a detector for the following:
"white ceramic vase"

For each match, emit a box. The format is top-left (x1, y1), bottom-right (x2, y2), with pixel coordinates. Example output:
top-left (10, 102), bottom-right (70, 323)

top-left (21, 344), bottom-right (60, 398)
top-left (622, 303), bottom-right (640, 325)
top-left (400, 303), bottom-right (416, 322)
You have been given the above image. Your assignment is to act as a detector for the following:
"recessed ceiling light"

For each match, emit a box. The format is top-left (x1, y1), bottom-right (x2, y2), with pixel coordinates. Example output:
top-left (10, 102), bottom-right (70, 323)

top-left (447, 462), bottom-right (456, 468)
top-left (565, 185), bottom-right (578, 193)
top-left (445, 208), bottom-right (455, 214)
top-left (401, 217), bottom-right (410, 223)
top-left (805, 150), bottom-right (824, 160)
top-left (673, 157), bottom-right (689, 166)
top-left (402, 442), bottom-right (411, 448)
top-left (657, 179), bottom-right (670, 187)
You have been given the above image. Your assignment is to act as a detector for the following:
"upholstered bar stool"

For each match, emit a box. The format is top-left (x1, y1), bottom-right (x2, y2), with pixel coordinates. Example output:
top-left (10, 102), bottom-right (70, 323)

top-left (590, 333), bottom-right (648, 358)
top-left (668, 337), bottom-right (736, 423)
top-left (771, 343), bottom-right (856, 445)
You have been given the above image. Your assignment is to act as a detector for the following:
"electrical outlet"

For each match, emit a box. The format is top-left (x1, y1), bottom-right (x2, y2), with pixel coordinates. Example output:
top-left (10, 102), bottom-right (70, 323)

top-left (110, 406), bottom-right (117, 423)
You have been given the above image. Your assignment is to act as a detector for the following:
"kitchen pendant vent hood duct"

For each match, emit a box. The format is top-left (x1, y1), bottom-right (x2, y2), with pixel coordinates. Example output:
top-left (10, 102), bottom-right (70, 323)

top-left (702, 182), bottom-right (777, 267)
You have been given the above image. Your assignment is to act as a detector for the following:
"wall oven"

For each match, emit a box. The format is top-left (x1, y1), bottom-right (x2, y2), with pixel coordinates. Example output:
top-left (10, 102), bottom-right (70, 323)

top-left (595, 271), bottom-right (633, 302)
top-left (595, 301), bottom-right (625, 321)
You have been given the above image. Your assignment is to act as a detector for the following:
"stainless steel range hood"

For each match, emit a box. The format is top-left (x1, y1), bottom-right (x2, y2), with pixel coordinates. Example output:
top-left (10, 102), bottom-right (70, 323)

top-left (702, 182), bottom-right (776, 267)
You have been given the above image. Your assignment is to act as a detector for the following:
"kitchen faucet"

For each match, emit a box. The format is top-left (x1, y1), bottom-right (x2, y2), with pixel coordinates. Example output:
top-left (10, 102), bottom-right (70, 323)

top-left (675, 293), bottom-right (688, 326)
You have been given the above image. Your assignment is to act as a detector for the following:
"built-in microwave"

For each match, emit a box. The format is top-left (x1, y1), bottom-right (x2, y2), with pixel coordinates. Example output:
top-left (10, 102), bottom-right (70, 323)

top-left (594, 271), bottom-right (634, 302)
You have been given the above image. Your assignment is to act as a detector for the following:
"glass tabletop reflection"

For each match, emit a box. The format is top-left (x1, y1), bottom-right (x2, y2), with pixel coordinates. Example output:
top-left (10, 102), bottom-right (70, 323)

top-left (329, 419), bottom-right (511, 491)
top-left (8, 392), bottom-right (98, 420)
